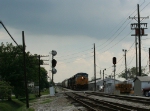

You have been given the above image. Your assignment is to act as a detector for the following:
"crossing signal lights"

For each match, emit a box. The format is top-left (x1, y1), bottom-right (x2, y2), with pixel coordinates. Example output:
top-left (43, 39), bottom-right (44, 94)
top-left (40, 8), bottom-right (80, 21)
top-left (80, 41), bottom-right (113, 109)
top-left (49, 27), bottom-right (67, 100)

top-left (113, 57), bottom-right (116, 64)
top-left (52, 59), bottom-right (57, 67)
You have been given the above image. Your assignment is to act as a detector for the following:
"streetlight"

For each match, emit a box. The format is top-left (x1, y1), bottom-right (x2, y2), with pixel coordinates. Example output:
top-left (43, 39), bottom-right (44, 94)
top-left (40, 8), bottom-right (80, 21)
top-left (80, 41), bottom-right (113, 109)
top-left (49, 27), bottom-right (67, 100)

top-left (103, 68), bottom-right (106, 92)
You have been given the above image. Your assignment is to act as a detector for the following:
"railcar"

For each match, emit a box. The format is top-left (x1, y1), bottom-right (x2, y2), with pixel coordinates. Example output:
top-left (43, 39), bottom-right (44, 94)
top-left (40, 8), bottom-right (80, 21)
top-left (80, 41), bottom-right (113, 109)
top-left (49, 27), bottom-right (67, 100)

top-left (62, 79), bottom-right (69, 88)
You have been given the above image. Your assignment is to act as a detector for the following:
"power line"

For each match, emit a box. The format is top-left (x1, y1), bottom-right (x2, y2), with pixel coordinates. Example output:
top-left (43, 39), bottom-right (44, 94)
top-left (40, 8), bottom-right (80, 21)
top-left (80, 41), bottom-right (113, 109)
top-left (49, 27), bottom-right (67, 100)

top-left (95, 1), bottom-right (146, 53)
top-left (140, 0), bottom-right (150, 12)
top-left (58, 55), bottom-right (93, 64)
top-left (96, 2), bottom-right (141, 49)
top-left (116, 58), bottom-right (124, 74)
top-left (98, 31), bottom-right (132, 55)
top-left (57, 47), bottom-right (92, 58)
top-left (0, 21), bottom-right (20, 47)
top-left (98, 20), bottom-right (131, 51)
top-left (55, 1), bottom-right (147, 62)
top-left (127, 52), bottom-right (136, 66)
top-left (57, 50), bottom-right (93, 61)
top-left (58, 43), bottom-right (91, 58)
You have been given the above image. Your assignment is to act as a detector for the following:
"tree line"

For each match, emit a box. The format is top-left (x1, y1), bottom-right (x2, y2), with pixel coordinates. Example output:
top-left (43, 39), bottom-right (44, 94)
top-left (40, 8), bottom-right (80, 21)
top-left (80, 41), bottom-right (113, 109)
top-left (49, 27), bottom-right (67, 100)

top-left (0, 42), bottom-right (49, 100)
top-left (90, 67), bottom-right (148, 81)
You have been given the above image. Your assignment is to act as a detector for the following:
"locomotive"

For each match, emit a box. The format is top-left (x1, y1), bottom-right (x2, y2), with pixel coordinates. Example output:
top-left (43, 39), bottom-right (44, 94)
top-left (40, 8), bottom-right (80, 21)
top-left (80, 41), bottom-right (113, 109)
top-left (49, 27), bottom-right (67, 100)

top-left (62, 73), bottom-right (88, 90)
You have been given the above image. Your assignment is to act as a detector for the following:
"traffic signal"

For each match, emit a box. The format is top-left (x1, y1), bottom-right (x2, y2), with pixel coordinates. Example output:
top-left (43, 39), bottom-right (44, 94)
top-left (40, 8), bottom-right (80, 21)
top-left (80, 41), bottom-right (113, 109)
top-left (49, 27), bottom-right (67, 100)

top-left (52, 59), bottom-right (57, 67)
top-left (113, 57), bottom-right (116, 64)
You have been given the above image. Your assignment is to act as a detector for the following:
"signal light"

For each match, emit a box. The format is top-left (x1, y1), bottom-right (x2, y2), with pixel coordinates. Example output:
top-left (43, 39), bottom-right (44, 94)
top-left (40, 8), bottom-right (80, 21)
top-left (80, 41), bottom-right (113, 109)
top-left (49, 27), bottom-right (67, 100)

top-left (52, 59), bottom-right (57, 67)
top-left (113, 57), bottom-right (116, 64)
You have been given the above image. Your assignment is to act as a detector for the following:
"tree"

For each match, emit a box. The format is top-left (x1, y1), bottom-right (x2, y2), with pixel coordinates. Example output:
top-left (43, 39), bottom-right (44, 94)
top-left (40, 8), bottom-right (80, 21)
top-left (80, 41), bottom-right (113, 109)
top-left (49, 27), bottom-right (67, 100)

top-left (0, 42), bottom-right (48, 98)
top-left (118, 67), bottom-right (148, 79)
top-left (40, 67), bottom-right (49, 90)
top-left (0, 81), bottom-right (13, 100)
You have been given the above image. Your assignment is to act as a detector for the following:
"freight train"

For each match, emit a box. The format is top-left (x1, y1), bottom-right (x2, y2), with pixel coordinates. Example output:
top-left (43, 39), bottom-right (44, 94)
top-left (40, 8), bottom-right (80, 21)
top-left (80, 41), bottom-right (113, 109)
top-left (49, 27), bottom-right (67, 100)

top-left (62, 73), bottom-right (88, 90)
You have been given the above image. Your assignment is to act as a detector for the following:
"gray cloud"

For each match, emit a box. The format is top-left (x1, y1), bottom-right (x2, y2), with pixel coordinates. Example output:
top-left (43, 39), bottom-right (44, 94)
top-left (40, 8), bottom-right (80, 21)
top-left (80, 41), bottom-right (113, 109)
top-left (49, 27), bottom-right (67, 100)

top-left (0, 0), bottom-right (144, 40)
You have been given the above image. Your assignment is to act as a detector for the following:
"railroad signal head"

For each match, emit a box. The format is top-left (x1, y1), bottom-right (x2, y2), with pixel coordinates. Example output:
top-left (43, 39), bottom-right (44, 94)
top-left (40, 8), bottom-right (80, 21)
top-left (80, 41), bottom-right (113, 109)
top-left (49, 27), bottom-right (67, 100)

top-left (52, 59), bottom-right (57, 67)
top-left (52, 68), bottom-right (57, 74)
top-left (40, 60), bottom-right (43, 65)
top-left (52, 50), bottom-right (57, 56)
top-left (113, 57), bottom-right (116, 64)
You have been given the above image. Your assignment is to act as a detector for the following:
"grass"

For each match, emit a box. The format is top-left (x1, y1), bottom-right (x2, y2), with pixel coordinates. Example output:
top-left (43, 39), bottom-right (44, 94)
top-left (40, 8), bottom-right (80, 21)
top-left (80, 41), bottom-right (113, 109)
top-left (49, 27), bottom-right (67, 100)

top-left (0, 89), bottom-right (55, 111)
top-left (40, 88), bottom-right (49, 95)
top-left (0, 99), bottom-right (34, 111)
top-left (18, 94), bottom-right (37, 103)
top-left (0, 94), bottom-right (37, 111)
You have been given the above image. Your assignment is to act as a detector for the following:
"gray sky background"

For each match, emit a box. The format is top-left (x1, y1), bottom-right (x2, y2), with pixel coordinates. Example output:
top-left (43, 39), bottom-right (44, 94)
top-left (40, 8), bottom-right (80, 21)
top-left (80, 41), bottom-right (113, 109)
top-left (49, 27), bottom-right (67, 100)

top-left (1, 0), bottom-right (150, 83)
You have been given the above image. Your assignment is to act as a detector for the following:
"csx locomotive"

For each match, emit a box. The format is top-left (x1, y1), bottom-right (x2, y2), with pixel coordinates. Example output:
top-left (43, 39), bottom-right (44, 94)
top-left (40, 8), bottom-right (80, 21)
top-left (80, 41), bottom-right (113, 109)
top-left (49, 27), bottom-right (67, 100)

top-left (62, 73), bottom-right (88, 90)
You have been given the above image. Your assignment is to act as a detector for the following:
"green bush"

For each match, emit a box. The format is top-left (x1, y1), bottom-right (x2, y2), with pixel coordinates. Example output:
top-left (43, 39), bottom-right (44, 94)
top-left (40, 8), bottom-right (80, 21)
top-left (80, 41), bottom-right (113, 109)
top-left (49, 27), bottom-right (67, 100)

top-left (0, 81), bottom-right (13, 100)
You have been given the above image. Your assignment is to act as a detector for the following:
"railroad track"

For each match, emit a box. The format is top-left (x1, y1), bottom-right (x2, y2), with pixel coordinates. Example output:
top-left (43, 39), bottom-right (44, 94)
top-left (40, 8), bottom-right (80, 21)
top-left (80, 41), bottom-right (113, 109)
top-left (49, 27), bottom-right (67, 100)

top-left (85, 92), bottom-right (150, 104)
top-left (65, 92), bottom-right (150, 111)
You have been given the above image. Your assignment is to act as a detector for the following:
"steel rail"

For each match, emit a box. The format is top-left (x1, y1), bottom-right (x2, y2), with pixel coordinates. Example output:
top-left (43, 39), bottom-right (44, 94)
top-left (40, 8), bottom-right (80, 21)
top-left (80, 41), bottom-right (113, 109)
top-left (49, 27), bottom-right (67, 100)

top-left (65, 92), bottom-right (98, 111)
top-left (85, 92), bottom-right (150, 104)
top-left (72, 92), bottom-right (150, 111)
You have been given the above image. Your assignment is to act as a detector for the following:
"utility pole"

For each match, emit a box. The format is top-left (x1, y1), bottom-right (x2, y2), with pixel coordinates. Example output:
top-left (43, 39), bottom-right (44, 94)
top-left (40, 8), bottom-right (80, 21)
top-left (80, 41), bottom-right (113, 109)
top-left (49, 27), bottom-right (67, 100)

top-left (39, 55), bottom-right (49, 97)
top-left (103, 70), bottom-right (104, 92)
top-left (38, 55), bottom-right (41, 97)
top-left (137, 4), bottom-right (141, 76)
top-left (94, 43), bottom-right (96, 91)
top-left (122, 49), bottom-right (127, 80)
top-left (130, 4), bottom-right (148, 76)
top-left (149, 48), bottom-right (150, 72)
top-left (100, 70), bottom-right (101, 79)
top-left (135, 36), bottom-right (138, 76)
top-left (103, 69), bottom-right (106, 92)
top-left (22, 31), bottom-right (29, 108)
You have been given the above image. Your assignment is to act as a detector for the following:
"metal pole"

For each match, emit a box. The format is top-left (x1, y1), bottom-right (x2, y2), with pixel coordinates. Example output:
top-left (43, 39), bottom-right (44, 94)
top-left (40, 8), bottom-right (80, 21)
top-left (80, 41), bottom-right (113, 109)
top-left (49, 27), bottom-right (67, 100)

top-left (123, 49), bottom-right (127, 80)
top-left (103, 69), bottom-right (106, 92)
top-left (94, 43), bottom-right (96, 91)
top-left (38, 55), bottom-right (41, 97)
top-left (22, 31), bottom-right (29, 108)
top-left (114, 64), bottom-right (115, 91)
top-left (137, 4), bottom-right (141, 76)
top-left (135, 36), bottom-right (138, 76)
top-left (149, 48), bottom-right (150, 72)
top-left (52, 53), bottom-right (54, 84)
top-left (103, 70), bottom-right (104, 92)
top-left (100, 70), bottom-right (101, 79)
top-left (125, 50), bottom-right (127, 80)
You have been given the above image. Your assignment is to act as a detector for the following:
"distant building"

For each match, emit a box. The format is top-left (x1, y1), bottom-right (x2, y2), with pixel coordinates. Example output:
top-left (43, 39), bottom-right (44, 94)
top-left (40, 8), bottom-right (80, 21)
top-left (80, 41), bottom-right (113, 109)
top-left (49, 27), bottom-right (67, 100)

top-left (88, 77), bottom-right (122, 93)
top-left (134, 76), bottom-right (150, 96)
top-left (28, 82), bottom-right (34, 87)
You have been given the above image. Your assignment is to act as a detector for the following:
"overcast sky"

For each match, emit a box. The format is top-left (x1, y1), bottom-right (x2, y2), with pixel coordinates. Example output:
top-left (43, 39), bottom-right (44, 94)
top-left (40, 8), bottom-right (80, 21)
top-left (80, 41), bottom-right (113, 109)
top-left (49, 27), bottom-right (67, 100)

top-left (1, 0), bottom-right (150, 83)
